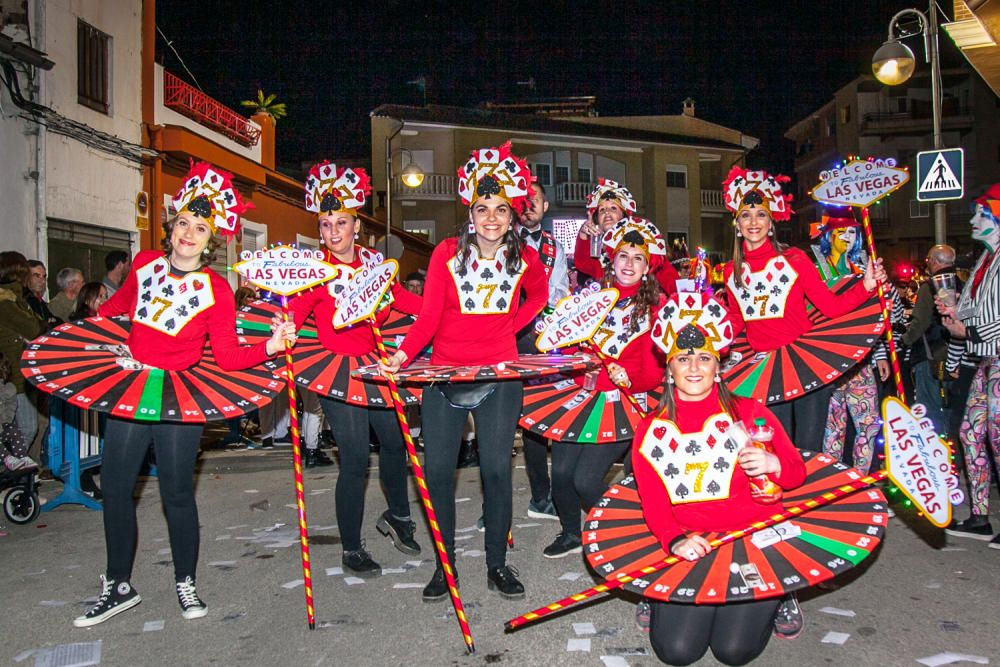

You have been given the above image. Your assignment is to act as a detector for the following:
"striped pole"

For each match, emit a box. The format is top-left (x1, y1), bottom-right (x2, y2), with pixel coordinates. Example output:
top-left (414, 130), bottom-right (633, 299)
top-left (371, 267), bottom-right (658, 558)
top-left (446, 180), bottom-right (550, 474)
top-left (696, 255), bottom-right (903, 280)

top-left (860, 207), bottom-right (906, 402)
top-left (370, 317), bottom-right (476, 654)
top-left (586, 342), bottom-right (649, 418)
top-left (280, 297), bottom-right (316, 630)
top-left (505, 469), bottom-right (888, 631)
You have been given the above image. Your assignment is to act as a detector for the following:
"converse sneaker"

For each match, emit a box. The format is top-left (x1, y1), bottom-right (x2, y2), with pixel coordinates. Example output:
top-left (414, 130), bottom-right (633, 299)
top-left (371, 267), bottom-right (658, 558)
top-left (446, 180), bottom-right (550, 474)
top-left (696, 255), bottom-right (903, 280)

top-left (542, 532), bottom-right (583, 559)
top-left (773, 594), bottom-right (804, 640)
top-left (343, 546), bottom-right (381, 577)
top-left (527, 497), bottom-right (559, 521)
top-left (73, 576), bottom-right (141, 627)
top-left (487, 565), bottom-right (525, 600)
top-left (989, 534), bottom-right (1000, 550)
top-left (944, 516), bottom-right (994, 541)
top-left (376, 511), bottom-right (421, 556)
top-left (175, 576), bottom-right (208, 620)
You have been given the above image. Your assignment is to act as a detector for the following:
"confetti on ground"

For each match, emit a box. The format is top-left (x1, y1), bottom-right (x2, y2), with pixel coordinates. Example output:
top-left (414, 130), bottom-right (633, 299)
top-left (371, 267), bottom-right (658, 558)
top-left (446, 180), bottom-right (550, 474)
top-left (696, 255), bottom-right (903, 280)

top-left (32, 641), bottom-right (102, 667)
top-left (225, 524), bottom-right (248, 530)
top-left (925, 581), bottom-right (943, 589)
top-left (573, 622), bottom-right (596, 635)
top-left (456, 525), bottom-right (479, 533)
top-left (600, 658), bottom-right (630, 667)
top-left (566, 638), bottom-right (591, 652)
top-left (559, 572), bottom-right (584, 581)
top-left (455, 497), bottom-right (471, 503)
top-left (461, 550), bottom-right (484, 558)
top-left (381, 567), bottom-right (406, 575)
top-left (325, 566), bottom-right (343, 576)
top-left (515, 523), bottom-right (540, 528)
top-left (312, 525), bottom-right (338, 531)
top-left (215, 534), bottom-right (231, 541)
top-left (455, 534), bottom-right (474, 541)
top-left (143, 620), bottom-right (165, 632)
top-left (344, 577), bottom-right (366, 585)
top-left (24, 569), bottom-right (46, 576)
top-left (405, 560), bottom-right (425, 568)
top-left (604, 648), bottom-right (650, 656)
top-left (818, 607), bottom-right (856, 618)
top-left (281, 579), bottom-right (304, 589)
top-left (38, 601), bottom-right (68, 607)
top-left (916, 653), bottom-right (990, 666)
top-left (937, 620), bottom-right (963, 632)
top-left (12, 649), bottom-right (34, 662)
top-left (940, 547), bottom-right (967, 552)
top-left (284, 503), bottom-right (298, 509)
top-left (157, 548), bottom-right (171, 555)
top-left (393, 583), bottom-right (424, 589)
top-left (244, 489), bottom-right (260, 493)
top-left (821, 631), bottom-right (850, 645)
top-left (63, 564), bottom-right (80, 570)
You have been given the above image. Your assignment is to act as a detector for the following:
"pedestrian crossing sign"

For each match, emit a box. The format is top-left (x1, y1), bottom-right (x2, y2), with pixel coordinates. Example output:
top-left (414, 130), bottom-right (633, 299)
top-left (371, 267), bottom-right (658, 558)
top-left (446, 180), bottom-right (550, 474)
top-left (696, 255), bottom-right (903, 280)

top-left (916, 148), bottom-right (964, 202)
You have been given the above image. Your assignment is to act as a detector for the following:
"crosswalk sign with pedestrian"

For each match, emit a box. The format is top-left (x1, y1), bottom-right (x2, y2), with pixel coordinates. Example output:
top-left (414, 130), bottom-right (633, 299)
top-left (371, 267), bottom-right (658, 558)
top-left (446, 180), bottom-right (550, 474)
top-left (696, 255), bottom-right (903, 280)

top-left (916, 148), bottom-right (964, 202)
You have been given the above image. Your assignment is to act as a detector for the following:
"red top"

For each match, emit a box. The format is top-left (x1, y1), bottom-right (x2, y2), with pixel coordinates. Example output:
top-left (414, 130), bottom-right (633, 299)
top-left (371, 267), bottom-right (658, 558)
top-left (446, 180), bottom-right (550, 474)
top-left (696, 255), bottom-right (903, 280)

top-left (288, 247), bottom-right (422, 356)
top-left (632, 386), bottom-right (806, 550)
top-left (400, 237), bottom-right (548, 365)
top-left (99, 249), bottom-right (269, 372)
top-left (573, 282), bottom-right (666, 393)
top-left (574, 234), bottom-right (680, 295)
top-left (723, 241), bottom-right (873, 352)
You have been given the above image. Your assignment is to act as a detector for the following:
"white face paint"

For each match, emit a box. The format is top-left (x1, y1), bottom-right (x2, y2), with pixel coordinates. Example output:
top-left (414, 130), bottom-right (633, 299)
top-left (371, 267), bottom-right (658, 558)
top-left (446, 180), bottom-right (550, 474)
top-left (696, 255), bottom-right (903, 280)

top-left (970, 204), bottom-right (1000, 252)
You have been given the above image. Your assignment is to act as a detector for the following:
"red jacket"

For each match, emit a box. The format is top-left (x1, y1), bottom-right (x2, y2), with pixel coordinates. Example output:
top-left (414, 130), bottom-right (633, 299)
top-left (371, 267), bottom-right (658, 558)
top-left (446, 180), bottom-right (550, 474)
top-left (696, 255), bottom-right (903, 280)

top-left (723, 241), bottom-right (873, 352)
top-left (288, 247), bottom-right (422, 356)
top-left (574, 234), bottom-right (680, 295)
top-left (99, 250), bottom-right (269, 371)
top-left (400, 237), bottom-right (547, 366)
top-left (632, 386), bottom-right (806, 550)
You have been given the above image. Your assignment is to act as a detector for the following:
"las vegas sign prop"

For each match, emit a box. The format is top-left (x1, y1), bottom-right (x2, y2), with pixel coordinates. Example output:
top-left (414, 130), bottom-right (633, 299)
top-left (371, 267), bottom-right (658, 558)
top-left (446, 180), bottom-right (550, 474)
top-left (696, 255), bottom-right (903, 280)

top-left (811, 157), bottom-right (910, 208)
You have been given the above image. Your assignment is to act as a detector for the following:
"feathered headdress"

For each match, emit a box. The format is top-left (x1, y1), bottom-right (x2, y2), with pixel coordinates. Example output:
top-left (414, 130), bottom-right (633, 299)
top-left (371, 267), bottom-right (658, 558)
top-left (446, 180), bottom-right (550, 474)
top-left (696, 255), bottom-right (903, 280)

top-left (586, 179), bottom-right (637, 216)
top-left (651, 291), bottom-right (734, 360)
top-left (305, 161), bottom-right (372, 216)
top-left (722, 166), bottom-right (793, 222)
top-left (456, 142), bottom-right (532, 213)
top-left (172, 161), bottom-right (253, 238)
top-left (601, 216), bottom-right (667, 271)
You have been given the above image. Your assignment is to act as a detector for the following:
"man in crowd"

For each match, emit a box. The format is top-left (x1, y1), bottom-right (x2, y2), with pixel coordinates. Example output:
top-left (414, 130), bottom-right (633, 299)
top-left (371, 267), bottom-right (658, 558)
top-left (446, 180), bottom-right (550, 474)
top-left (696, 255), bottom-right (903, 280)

top-left (102, 250), bottom-right (131, 299)
top-left (404, 271), bottom-right (425, 296)
top-left (48, 267), bottom-right (84, 322)
top-left (25, 260), bottom-right (61, 327)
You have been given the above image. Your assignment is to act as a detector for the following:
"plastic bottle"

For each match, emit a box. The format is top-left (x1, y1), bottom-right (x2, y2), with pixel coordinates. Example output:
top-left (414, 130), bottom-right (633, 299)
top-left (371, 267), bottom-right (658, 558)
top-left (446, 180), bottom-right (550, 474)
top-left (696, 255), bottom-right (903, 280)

top-left (747, 417), bottom-right (782, 504)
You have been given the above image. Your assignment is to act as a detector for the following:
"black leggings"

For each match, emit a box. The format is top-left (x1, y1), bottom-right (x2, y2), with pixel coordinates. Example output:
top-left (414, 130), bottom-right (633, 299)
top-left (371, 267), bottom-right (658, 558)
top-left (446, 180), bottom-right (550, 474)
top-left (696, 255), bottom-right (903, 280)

top-left (551, 439), bottom-right (629, 537)
top-left (422, 382), bottom-right (522, 570)
top-left (318, 396), bottom-right (410, 552)
top-left (102, 418), bottom-right (204, 582)
top-left (649, 598), bottom-right (780, 666)
top-left (522, 430), bottom-right (551, 504)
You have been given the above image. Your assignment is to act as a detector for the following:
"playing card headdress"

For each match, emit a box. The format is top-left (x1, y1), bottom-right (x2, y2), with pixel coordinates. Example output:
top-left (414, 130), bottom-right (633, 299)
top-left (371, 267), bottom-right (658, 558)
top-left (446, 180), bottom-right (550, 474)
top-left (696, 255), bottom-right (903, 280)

top-left (601, 216), bottom-right (667, 271)
top-left (586, 179), bottom-right (637, 216)
top-left (305, 161), bottom-right (372, 216)
top-left (809, 212), bottom-right (860, 239)
top-left (456, 142), bottom-right (532, 214)
top-left (722, 166), bottom-right (793, 223)
top-left (651, 291), bottom-right (733, 360)
top-left (172, 161), bottom-right (253, 239)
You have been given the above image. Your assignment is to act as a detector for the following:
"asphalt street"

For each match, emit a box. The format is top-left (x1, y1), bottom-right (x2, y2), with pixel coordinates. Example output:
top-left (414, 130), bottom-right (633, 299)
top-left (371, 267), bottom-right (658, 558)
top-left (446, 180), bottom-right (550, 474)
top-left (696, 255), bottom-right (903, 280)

top-left (2, 442), bottom-right (998, 666)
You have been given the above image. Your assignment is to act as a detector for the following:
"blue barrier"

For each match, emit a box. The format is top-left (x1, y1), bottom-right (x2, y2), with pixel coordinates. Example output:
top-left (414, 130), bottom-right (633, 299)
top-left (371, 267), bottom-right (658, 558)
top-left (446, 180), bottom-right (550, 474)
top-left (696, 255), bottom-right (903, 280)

top-left (43, 400), bottom-right (102, 512)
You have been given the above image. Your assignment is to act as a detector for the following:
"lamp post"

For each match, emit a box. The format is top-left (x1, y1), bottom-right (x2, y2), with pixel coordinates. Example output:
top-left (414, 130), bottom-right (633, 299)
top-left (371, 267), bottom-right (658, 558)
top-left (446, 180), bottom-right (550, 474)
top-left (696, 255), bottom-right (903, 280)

top-left (872, 3), bottom-right (946, 244)
top-left (384, 119), bottom-right (425, 255)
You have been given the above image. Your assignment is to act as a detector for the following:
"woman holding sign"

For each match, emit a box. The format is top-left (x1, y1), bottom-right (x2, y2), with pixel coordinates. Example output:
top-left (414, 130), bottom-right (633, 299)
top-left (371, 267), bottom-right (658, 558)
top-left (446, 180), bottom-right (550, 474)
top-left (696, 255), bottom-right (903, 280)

top-left (633, 291), bottom-right (806, 665)
top-left (73, 162), bottom-right (297, 627)
top-left (286, 162), bottom-right (424, 576)
top-left (381, 142), bottom-right (548, 601)
top-left (520, 216), bottom-right (666, 558)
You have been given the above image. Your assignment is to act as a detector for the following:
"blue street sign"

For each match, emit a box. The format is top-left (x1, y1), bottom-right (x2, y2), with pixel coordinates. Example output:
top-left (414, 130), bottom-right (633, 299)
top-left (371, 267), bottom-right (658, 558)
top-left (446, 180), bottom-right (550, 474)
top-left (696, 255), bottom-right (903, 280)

top-left (916, 148), bottom-right (964, 202)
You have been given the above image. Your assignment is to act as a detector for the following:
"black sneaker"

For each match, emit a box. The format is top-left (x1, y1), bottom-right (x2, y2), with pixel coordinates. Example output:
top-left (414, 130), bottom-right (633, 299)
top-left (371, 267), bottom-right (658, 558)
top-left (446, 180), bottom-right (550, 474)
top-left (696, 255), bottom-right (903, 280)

top-left (527, 497), bottom-right (559, 521)
top-left (303, 448), bottom-right (334, 468)
top-left (422, 566), bottom-right (457, 602)
top-left (73, 576), bottom-right (141, 627)
top-left (543, 532), bottom-right (582, 559)
top-left (989, 534), bottom-right (1000, 550)
top-left (260, 436), bottom-right (275, 450)
top-left (175, 576), bottom-right (208, 620)
top-left (945, 516), bottom-right (994, 540)
top-left (773, 594), bottom-right (804, 640)
top-left (343, 547), bottom-right (381, 577)
top-left (376, 511), bottom-right (421, 556)
top-left (487, 565), bottom-right (525, 600)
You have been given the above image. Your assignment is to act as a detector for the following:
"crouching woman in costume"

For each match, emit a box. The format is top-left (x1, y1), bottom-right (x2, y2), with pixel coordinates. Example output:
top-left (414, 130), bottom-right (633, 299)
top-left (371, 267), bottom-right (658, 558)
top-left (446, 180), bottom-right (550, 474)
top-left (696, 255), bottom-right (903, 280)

top-left (632, 291), bottom-right (806, 665)
top-left (75, 163), bottom-right (297, 627)
top-left (381, 143), bottom-right (548, 600)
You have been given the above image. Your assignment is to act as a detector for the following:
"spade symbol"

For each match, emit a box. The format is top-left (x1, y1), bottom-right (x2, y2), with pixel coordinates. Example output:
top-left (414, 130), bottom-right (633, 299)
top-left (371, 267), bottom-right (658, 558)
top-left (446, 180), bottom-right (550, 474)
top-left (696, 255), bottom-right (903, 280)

top-left (713, 457), bottom-right (730, 472)
top-left (745, 306), bottom-right (754, 316)
top-left (465, 298), bottom-right (475, 309)
top-left (188, 295), bottom-right (200, 308)
top-left (685, 441), bottom-right (701, 455)
top-left (650, 445), bottom-right (664, 461)
top-left (137, 307), bottom-right (148, 318)
top-left (779, 275), bottom-right (790, 284)
top-left (674, 483), bottom-right (690, 499)
top-left (142, 277), bottom-right (152, 289)
top-left (663, 463), bottom-right (680, 479)
top-left (707, 480), bottom-right (721, 495)
top-left (165, 318), bottom-right (176, 331)
top-left (607, 344), bottom-right (619, 356)
top-left (497, 297), bottom-right (507, 310)
top-left (724, 438), bottom-right (739, 452)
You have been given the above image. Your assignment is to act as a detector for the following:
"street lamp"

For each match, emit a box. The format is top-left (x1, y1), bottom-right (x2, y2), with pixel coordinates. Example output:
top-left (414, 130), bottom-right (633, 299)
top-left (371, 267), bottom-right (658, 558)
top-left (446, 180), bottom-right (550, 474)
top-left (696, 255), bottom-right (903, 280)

top-left (872, 4), bottom-right (946, 244)
top-left (384, 119), bottom-right (425, 255)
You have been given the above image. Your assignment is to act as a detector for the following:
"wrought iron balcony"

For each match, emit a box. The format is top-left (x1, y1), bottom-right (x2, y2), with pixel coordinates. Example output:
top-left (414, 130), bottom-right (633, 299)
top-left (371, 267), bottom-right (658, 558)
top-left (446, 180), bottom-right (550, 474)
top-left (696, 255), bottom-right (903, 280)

top-left (163, 71), bottom-right (261, 147)
top-left (700, 189), bottom-right (725, 212)
top-left (555, 181), bottom-right (595, 206)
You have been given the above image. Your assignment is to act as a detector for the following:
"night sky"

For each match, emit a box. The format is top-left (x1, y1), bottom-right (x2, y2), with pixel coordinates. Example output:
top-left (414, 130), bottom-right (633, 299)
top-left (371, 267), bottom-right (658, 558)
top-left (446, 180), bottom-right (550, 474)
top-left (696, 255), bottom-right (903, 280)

top-left (157, 0), bottom-right (929, 174)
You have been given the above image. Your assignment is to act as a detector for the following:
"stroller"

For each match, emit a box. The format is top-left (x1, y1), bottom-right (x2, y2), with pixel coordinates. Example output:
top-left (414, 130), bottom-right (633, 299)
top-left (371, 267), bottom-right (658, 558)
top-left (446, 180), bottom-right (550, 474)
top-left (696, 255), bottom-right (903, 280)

top-left (0, 463), bottom-right (40, 525)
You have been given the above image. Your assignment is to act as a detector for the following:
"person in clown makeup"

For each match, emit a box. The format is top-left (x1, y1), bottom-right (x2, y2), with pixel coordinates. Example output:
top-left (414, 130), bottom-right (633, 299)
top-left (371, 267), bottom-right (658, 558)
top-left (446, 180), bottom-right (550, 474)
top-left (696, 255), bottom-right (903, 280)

top-left (381, 142), bottom-right (548, 601)
top-left (938, 184), bottom-right (1000, 546)
top-left (74, 162), bottom-right (297, 628)
top-left (285, 162), bottom-right (425, 576)
top-left (632, 291), bottom-right (806, 665)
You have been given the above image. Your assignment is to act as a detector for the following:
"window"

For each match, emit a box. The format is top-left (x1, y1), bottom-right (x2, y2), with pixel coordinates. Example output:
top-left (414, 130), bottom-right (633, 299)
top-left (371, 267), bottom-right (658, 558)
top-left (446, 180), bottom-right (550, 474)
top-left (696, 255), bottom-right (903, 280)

top-left (555, 165), bottom-right (570, 184)
top-left (242, 221), bottom-right (267, 254)
top-left (577, 167), bottom-right (592, 183)
top-left (77, 20), bottom-right (111, 114)
top-left (532, 163), bottom-right (552, 187)
top-left (665, 166), bottom-right (688, 189)
top-left (839, 105), bottom-right (851, 124)
top-left (909, 199), bottom-right (930, 219)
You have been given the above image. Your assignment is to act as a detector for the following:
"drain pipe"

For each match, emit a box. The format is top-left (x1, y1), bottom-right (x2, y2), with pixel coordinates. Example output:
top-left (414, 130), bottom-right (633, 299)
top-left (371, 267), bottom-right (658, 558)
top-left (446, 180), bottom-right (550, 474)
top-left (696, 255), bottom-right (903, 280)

top-left (32, 0), bottom-right (47, 264)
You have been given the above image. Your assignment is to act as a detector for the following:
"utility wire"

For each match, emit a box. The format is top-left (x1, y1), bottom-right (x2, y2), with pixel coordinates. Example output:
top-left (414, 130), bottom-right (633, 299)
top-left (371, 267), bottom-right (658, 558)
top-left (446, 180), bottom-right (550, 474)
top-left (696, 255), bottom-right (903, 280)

top-left (156, 25), bottom-right (203, 91)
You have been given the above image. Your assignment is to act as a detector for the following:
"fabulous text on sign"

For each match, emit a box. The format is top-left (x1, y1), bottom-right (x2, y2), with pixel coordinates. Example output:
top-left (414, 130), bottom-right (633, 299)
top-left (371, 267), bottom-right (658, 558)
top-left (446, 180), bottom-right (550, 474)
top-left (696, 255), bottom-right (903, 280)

top-left (334, 260), bottom-right (399, 329)
top-left (535, 285), bottom-right (620, 351)
top-left (232, 246), bottom-right (338, 296)
top-left (811, 157), bottom-right (910, 208)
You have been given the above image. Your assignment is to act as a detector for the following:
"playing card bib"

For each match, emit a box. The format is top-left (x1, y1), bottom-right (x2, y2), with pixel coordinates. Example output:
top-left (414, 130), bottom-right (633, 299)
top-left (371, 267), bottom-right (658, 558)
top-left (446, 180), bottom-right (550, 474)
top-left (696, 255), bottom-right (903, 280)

top-left (583, 451), bottom-right (888, 603)
top-left (593, 301), bottom-right (650, 359)
top-left (636, 414), bottom-right (737, 503)
top-left (449, 246), bottom-right (526, 314)
top-left (134, 258), bottom-right (215, 336)
top-left (727, 256), bottom-right (797, 321)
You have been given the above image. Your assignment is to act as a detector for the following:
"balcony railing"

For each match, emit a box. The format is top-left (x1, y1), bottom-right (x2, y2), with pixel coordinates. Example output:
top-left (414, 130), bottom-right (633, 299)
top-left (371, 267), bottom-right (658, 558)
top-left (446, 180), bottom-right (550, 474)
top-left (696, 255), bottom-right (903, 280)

top-left (555, 181), bottom-right (595, 205)
top-left (163, 71), bottom-right (261, 147)
top-left (701, 189), bottom-right (725, 211)
top-left (392, 173), bottom-right (456, 200)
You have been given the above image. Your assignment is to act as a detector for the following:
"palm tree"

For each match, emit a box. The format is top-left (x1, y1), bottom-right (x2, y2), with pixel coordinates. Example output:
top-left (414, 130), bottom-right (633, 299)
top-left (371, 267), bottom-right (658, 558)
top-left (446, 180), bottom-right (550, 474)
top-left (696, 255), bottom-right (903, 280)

top-left (240, 90), bottom-right (287, 123)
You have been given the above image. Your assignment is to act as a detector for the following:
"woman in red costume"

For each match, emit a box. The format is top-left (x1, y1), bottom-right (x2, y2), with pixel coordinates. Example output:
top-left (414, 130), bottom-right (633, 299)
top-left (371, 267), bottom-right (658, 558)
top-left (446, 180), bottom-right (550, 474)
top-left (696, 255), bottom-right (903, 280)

top-left (633, 291), bottom-right (806, 665)
top-left (75, 163), bottom-right (296, 627)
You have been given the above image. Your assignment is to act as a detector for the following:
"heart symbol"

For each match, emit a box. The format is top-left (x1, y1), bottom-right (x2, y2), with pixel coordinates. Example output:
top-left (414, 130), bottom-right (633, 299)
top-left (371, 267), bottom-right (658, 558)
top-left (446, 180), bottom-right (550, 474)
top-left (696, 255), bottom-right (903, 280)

top-left (715, 420), bottom-right (728, 431)
top-left (774, 261), bottom-right (785, 270)
top-left (193, 279), bottom-right (204, 291)
top-left (154, 263), bottom-right (165, 273)
top-left (653, 425), bottom-right (667, 439)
